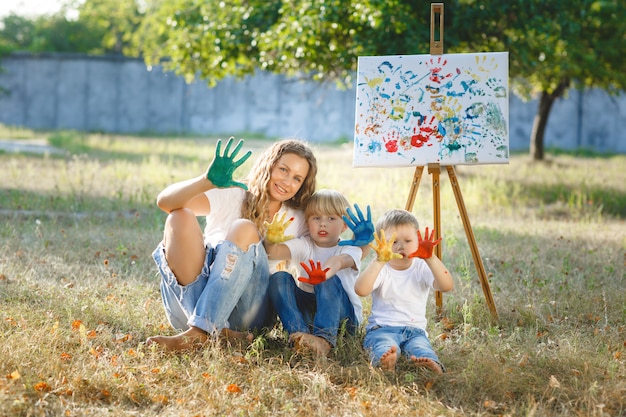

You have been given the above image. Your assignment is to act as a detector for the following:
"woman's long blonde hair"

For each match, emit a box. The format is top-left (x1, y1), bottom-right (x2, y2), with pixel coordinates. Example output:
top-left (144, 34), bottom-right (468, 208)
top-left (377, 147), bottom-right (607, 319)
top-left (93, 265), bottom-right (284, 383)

top-left (241, 139), bottom-right (317, 233)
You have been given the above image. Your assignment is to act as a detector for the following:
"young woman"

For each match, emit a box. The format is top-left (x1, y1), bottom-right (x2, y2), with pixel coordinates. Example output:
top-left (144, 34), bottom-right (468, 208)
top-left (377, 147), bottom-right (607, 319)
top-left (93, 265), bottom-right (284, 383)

top-left (147, 138), bottom-right (317, 351)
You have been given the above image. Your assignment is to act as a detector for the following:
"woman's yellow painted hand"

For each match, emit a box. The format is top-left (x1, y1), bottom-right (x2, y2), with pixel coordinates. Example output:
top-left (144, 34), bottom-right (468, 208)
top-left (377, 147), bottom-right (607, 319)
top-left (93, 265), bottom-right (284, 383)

top-left (264, 212), bottom-right (295, 244)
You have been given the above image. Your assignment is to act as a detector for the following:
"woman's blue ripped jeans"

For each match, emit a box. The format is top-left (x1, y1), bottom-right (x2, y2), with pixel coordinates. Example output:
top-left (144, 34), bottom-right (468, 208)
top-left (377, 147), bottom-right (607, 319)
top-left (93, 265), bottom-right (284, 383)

top-left (152, 239), bottom-right (274, 335)
top-left (268, 270), bottom-right (357, 347)
top-left (363, 325), bottom-right (445, 372)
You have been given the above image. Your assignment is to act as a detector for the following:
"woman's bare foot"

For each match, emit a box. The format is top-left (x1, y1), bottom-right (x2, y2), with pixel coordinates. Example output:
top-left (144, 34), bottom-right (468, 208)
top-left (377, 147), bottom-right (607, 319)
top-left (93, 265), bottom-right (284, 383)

top-left (289, 332), bottom-right (331, 357)
top-left (410, 356), bottom-right (444, 374)
top-left (146, 326), bottom-right (208, 352)
top-left (379, 346), bottom-right (399, 371)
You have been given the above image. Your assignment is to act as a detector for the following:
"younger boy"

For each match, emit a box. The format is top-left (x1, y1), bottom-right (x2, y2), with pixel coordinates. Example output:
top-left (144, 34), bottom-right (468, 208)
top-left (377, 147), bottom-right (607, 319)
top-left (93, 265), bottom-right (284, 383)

top-left (264, 189), bottom-right (365, 357)
top-left (355, 209), bottom-right (454, 373)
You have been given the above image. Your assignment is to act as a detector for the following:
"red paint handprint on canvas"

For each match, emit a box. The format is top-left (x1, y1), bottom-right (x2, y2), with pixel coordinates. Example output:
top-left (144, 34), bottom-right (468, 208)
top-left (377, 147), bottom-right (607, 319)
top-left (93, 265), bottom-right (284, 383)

top-left (427, 57), bottom-right (453, 84)
top-left (411, 116), bottom-right (442, 148)
top-left (384, 131), bottom-right (400, 153)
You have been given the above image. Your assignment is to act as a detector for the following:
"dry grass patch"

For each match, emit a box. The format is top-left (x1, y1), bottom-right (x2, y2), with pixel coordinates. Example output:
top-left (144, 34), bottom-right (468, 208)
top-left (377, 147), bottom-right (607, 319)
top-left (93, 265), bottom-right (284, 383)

top-left (0, 134), bottom-right (624, 416)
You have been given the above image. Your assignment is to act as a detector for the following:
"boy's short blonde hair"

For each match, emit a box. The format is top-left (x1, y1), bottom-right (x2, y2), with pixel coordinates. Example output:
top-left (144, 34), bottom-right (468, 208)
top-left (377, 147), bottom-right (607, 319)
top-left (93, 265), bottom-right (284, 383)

top-left (304, 189), bottom-right (350, 219)
top-left (375, 209), bottom-right (420, 231)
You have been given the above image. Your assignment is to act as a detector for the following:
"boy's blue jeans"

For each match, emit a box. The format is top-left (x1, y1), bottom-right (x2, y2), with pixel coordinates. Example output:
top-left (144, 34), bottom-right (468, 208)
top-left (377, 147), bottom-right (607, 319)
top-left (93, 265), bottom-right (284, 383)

top-left (268, 271), bottom-right (357, 347)
top-left (153, 239), bottom-right (274, 335)
top-left (363, 326), bottom-right (445, 372)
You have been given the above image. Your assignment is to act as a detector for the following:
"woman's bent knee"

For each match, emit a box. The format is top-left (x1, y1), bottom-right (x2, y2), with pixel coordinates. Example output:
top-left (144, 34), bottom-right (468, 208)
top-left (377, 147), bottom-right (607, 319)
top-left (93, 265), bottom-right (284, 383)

top-left (226, 219), bottom-right (261, 251)
top-left (163, 208), bottom-right (206, 285)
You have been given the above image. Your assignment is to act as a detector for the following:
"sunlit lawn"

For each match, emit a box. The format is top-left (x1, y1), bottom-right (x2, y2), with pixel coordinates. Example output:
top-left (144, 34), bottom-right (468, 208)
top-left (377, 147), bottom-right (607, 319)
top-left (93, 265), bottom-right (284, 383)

top-left (0, 130), bottom-right (624, 416)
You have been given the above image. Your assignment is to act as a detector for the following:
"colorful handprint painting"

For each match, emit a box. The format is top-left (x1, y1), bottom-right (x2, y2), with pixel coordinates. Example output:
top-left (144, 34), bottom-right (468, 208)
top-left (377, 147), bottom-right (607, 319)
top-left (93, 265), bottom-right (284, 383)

top-left (353, 52), bottom-right (509, 167)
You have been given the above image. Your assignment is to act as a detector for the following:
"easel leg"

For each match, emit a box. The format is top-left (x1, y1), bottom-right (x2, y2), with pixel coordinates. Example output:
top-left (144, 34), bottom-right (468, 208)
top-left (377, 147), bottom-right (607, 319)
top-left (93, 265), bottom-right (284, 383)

top-left (446, 166), bottom-right (499, 320)
top-left (428, 164), bottom-right (444, 316)
top-left (405, 166), bottom-right (424, 212)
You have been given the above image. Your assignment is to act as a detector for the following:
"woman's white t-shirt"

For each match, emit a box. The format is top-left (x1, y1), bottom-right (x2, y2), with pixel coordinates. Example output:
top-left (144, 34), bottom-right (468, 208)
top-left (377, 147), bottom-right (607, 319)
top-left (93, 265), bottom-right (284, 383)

top-left (203, 187), bottom-right (307, 273)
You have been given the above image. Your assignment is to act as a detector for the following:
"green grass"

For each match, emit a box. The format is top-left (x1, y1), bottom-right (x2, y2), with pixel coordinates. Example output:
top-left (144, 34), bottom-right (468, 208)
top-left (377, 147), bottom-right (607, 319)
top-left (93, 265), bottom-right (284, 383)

top-left (0, 132), bottom-right (625, 416)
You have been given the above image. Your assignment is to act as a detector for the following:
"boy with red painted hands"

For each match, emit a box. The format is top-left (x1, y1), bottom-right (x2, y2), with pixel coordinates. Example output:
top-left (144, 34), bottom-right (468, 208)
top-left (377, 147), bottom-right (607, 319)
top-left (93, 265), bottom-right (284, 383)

top-left (264, 189), bottom-right (369, 357)
top-left (355, 209), bottom-right (454, 373)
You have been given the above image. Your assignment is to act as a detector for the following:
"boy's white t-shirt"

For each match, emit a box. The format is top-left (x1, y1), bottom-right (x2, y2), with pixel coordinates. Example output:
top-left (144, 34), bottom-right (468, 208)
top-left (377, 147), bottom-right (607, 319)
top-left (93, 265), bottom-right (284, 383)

top-left (366, 258), bottom-right (435, 333)
top-left (203, 187), bottom-right (307, 273)
top-left (284, 236), bottom-right (363, 324)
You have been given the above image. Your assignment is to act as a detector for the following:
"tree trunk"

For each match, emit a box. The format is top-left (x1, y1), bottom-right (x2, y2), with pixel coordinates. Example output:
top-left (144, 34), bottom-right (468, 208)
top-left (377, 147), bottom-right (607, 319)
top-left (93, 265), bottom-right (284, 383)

top-left (529, 79), bottom-right (570, 161)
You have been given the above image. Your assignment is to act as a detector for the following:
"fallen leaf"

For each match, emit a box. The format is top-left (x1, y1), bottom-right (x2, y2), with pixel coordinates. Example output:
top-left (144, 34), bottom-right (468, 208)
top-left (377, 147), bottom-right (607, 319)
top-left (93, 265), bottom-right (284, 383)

top-left (89, 347), bottom-right (103, 358)
top-left (153, 395), bottom-right (168, 404)
top-left (34, 382), bottom-right (51, 392)
top-left (226, 383), bottom-right (241, 393)
top-left (440, 317), bottom-right (455, 330)
top-left (7, 370), bottom-right (21, 380)
top-left (484, 399), bottom-right (497, 409)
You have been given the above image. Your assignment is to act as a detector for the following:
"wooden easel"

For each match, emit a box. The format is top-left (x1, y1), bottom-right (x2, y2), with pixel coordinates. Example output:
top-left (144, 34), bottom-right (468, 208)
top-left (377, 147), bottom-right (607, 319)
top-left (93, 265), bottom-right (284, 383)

top-left (405, 4), bottom-right (498, 320)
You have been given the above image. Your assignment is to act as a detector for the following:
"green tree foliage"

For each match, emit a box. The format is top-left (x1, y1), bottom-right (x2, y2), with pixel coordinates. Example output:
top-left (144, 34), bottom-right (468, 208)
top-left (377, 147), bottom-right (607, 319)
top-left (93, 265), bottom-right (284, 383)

top-left (76, 0), bottom-right (143, 55)
top-left (0, 12), bottom-right (104, 54)
top-left (0, 0), bottom-right (143, 55)
top-left (135, 0), bottom-right (435, 87)
top-left (252, 1), bottom-right (432, 86)
top-left (0, 14), bottom-right (35, 53)
top-left (134, 0), bottom-right (280, 85)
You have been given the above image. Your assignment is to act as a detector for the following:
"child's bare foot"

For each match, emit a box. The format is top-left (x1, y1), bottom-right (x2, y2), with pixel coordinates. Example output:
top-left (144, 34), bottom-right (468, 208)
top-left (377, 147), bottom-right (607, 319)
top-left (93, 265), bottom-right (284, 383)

top-left (146, 326), bottom-right (208, 352)
top-left (410, 356), bottom-right (444, 374)
top-left (379, 346), bottom-right (399, 371)
top-left (219, 328), bottom-right (253, 347)
top-left (289, 332), bottom-right (331, 357)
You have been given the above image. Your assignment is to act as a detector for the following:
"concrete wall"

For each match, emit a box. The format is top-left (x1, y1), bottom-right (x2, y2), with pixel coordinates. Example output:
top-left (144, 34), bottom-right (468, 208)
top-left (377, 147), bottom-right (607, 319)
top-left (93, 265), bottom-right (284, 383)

top-left (1, 52), bottom-right (625, 153)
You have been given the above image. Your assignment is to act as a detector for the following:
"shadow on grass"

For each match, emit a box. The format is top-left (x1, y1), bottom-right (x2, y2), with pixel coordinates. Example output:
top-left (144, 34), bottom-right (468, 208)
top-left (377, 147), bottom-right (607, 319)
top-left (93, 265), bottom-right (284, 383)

top-left (520, 181), bottom-right (626, 219)
top-left (0, 188), bottom-right (165, 229)
top-left (45, 131), bottom-right (273, 165)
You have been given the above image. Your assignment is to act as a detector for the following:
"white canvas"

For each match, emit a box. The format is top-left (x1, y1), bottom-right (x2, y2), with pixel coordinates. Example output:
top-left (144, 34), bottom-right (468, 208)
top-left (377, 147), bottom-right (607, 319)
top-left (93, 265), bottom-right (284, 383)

top-left (353, 52), bottom-right (509, 167)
